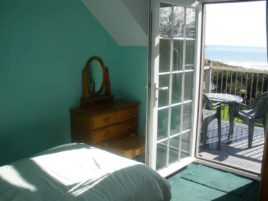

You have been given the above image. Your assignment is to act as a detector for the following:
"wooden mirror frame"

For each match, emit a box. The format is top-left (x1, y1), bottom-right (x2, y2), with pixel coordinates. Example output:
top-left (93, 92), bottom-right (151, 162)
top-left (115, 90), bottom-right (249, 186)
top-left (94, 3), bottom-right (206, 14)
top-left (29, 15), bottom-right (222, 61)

top-left (81, 56), bottom-right (113, 107)
top-left (83, 56), bottom-right (105, 96)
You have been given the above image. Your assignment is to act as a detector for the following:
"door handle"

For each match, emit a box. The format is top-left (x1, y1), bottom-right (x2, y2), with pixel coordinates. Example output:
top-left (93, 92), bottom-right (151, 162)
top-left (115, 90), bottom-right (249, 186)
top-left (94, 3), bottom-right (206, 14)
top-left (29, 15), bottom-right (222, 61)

top-left (156, 87), bottom-right (169, 91)
top-left (153, 85), bottom-right (169, 107)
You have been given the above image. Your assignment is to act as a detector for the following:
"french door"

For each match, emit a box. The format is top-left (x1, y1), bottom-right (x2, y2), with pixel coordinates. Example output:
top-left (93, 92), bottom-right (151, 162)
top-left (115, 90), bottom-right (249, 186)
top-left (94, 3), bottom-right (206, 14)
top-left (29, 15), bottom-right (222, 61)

top-left (147, 0), bottom-right (202, 176)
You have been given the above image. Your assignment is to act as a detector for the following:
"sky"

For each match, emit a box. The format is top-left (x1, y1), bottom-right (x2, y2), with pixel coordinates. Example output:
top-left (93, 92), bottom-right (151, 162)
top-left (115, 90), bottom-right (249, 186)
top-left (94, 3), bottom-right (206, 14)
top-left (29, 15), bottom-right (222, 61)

top-left (205, 1), bottom-right (266, 47)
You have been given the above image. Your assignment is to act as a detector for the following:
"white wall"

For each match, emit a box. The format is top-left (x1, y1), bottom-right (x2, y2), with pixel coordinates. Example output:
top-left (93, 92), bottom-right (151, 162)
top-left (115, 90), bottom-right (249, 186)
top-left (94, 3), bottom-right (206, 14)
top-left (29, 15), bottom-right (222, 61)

top-left (121, 0), bottom-right (149, 35)
top-left (81, 0), bottom-right (148, 46)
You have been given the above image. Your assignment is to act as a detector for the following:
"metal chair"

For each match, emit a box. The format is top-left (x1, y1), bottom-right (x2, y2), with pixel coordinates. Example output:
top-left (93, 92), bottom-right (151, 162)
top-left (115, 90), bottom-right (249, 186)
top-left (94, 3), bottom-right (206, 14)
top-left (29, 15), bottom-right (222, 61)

top-left (234, 91), bottom-right (268, 148)
top-left (202, 94), bottom-right (222, 147)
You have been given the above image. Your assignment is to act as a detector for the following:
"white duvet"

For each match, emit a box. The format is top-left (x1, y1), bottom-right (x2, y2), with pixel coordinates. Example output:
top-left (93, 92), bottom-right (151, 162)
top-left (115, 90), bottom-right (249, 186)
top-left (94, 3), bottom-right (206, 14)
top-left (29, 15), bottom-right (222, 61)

top-left (0, 143), bottom-right (171, 201)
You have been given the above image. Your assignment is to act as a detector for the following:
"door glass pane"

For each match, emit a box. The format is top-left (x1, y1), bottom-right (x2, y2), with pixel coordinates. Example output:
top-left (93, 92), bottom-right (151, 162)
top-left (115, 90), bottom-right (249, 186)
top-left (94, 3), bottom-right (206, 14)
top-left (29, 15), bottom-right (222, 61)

top-left (159, 39), bottom-right (171, 72)
top-left (180, 133), bottom-right (191, 158)
top-left (173, 6), bottom-right (185, 37)
top-left (169, 133), bottom-right (191, 164)
top-left (158, 109), bottom-right (169, 140)
top-left (173, 40), bottom-right (184, 71)
top-left (171, 105), bottom-right (181, 135)
top-left (159, 74), bottom-right (170, 107)
top-left (172, 73), bottom-right (182, 103)
top-left (185, 40), bottom-right (195, 67)
top-left (169, 136), bottom-right (180, 163)
top-left (160, 3), bottom-right (172, 37)
top-left (186, 8), bottom-right (196, 38)
top-left (182, 102), bottom-right (192, 131)
top-left (184, 72), bottom-right (194, 100)
top-left (157, 141), bottom-right (168, 169)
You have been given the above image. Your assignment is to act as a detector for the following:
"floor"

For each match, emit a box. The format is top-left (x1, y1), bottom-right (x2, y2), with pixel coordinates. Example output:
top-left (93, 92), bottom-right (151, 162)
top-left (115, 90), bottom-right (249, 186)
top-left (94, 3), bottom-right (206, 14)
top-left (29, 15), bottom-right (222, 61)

top-left (168, 163), bottom-right (260, 201)
top-left (198, 120), bottom-right (264, 173)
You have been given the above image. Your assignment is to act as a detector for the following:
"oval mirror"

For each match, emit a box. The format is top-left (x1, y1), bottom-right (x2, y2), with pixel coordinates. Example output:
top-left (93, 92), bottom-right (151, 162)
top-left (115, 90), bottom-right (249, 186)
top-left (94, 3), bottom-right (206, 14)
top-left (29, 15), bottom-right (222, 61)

top-left (88, 59), bottom-right (104, 94)
top-left (82, 56), bottom-right (106, 97)
top-left (81, 56), bottom-right (112, 107)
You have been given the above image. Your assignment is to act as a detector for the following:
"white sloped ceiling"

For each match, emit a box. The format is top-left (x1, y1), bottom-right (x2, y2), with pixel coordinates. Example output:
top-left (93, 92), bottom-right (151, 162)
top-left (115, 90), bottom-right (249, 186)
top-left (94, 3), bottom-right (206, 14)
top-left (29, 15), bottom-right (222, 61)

top-left (81, 0), bottom-right (148, 46)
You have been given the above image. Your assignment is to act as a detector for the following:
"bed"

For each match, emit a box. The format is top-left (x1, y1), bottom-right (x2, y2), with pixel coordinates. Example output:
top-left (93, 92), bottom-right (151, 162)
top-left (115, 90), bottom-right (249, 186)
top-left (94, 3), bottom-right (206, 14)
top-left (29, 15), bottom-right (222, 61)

top-left (0, 143), bottom-right (171, 201)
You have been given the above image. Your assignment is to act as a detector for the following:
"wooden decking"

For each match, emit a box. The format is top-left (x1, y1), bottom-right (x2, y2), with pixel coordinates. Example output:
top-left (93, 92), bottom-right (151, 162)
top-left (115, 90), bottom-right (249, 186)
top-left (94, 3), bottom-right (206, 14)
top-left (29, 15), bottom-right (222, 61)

top-left (199, 120), bottom-right (265, 173)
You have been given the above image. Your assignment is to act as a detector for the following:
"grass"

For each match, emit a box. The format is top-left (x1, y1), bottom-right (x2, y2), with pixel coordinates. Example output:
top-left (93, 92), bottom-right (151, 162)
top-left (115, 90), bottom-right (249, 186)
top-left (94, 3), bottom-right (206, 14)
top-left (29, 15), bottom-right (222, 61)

top-left (220, 104), bottom-right (263, 127)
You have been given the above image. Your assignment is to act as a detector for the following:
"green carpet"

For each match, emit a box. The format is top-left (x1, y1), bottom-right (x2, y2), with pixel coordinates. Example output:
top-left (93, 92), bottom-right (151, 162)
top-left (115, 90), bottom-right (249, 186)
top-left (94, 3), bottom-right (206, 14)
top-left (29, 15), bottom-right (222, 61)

top-left (168, 163), bottom-right (260, 201)
top-left (181, 164), bottom-right (253, 195)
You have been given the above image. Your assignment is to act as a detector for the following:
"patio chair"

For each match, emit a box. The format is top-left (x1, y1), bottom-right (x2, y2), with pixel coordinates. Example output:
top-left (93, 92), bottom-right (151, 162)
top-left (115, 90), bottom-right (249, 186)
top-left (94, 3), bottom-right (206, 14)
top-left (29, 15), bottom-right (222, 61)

top-left (234, 91), bottom-right (268, 148)
top-left (202, 94), bottom-right (222, 147)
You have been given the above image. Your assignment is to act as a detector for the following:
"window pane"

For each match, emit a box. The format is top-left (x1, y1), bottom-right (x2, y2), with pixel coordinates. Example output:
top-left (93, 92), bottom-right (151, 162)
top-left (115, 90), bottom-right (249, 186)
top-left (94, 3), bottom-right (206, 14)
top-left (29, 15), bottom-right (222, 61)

top-left (173, 40), bottom-right (184, 71)
top-left (185, 40), bottom-right (195, 67)
top-left (169, 136), bottom-right (180, 163)
top-left (184, 72), bottom-right (194, 100)
top-left (182, 102), bottom-right (192, 131)
top-left (157, 141), bottom-right (168, 170)
top-left (186, 8), bottom-right (195, 38)
top-left (169, 133), bottom-right (191, 164)
top-left (158, 109), bottom-right (169, 140)
top-left (170, 105), bottom-right (181, 135)
top-left (159, 39), bottom-right (171, 72)
top-left (172, 73), bottom-right (182, 104)
top-left (173, 6), bottom-right (185, 37)
top-left (180, 133), bottom-right (191, 159)
top-left (160, 3), bottom-right (172, 37)
top-left (158, 74), bottom-right (170, 107)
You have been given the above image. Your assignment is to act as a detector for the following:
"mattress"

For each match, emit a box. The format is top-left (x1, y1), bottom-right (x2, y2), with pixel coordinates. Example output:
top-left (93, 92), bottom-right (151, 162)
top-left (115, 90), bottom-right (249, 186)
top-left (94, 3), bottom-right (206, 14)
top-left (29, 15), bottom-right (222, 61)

top-left (0, 143), bottom-right (171, 201)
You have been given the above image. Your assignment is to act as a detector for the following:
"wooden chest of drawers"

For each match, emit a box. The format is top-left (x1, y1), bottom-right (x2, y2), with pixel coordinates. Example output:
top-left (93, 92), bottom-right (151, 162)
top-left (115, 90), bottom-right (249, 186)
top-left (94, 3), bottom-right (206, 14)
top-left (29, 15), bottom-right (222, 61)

top-left (70, 99), bottom-right (139, 146)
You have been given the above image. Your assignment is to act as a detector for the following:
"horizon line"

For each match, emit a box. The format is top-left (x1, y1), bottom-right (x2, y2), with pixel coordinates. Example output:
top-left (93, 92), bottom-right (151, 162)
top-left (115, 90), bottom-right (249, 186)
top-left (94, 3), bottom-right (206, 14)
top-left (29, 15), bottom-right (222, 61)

top-left (205, 44), bottom-right (266, 48)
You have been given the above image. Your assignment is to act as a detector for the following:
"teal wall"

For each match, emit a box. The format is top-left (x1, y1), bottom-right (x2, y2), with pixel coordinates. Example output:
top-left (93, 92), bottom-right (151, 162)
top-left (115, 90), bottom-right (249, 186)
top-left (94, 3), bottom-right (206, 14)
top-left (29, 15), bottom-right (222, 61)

top-left (0, 0), bottom-right (147, 165)
top-left (0, 0), bottom-right (119, 164)
top-left (116, 47), bottom-right (148, 135)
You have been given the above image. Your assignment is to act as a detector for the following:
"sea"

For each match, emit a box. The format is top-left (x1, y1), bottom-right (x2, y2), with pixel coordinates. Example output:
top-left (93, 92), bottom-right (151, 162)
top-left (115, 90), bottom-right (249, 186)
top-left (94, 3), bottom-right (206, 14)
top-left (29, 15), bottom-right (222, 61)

top-left (205, 45), bottom-right (268, 71)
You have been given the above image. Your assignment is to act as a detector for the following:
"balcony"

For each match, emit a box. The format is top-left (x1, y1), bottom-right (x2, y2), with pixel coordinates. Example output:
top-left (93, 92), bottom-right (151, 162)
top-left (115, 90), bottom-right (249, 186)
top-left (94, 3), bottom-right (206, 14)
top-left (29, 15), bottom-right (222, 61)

top-left (199, 61), bottom-right (268, 173)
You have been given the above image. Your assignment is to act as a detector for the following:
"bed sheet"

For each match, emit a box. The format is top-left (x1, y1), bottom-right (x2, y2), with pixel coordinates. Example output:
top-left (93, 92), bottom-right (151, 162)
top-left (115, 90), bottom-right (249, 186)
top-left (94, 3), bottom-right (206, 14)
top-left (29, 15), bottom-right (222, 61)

top-left (0, 143), bottom-right (171, 201)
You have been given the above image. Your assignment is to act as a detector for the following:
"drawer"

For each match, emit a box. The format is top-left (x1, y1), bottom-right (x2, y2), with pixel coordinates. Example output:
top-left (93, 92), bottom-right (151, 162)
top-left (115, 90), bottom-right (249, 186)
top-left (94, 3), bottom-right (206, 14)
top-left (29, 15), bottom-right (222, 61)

top-left (92, 119), bottom-right (137, 144)
top-left (113, 119), bottom-right (137, 135)
top-left (92, 127), bottom-right (112, 144)
top-left (117, 107), bottom-right (138, 122)
top-left (92, 112), bottom-right (116, 129)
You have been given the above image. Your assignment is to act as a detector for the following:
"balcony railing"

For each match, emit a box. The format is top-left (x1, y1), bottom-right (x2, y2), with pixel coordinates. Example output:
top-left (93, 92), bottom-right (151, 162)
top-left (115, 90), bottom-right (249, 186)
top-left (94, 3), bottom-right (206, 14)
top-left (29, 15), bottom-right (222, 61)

top-left (204, 62), bottom-right (268, 104)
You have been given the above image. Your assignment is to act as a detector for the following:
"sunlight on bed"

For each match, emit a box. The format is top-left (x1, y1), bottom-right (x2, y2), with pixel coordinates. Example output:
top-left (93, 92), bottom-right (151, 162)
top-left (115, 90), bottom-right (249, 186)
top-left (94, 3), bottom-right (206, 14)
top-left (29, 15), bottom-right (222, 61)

top-left (31, 147), bottom-right (137, 186)
top-left (0, 144), bottom-right (171, 201)
top-left (0, 165), bottom-right (37, 192)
